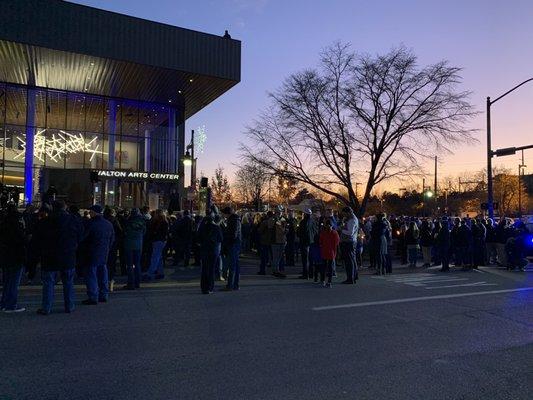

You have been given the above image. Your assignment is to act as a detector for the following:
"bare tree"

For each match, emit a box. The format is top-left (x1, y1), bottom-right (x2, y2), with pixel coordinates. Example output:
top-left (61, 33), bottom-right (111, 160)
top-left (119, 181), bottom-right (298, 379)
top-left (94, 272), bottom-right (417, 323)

top-left (242, 43), bottom-right (476, 216)
top-left (234, 160), bottom-right (270, 211)
top-left (210, 166), bottom-right (232, 206)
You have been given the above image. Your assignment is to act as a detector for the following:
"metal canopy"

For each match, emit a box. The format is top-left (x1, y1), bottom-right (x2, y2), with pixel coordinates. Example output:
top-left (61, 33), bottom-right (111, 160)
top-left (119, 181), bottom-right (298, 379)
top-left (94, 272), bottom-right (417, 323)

top-left (0, 0), bottom-right (241, 119)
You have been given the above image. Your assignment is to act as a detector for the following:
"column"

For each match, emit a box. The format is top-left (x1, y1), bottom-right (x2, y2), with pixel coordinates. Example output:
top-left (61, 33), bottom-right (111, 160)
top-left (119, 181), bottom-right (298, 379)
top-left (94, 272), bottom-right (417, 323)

top-left (24, 89), bottom-right (36, 204)
top-left (105, 100), bottom-right (116, 205)
top-left (177, 118), bottom-right (185, 210)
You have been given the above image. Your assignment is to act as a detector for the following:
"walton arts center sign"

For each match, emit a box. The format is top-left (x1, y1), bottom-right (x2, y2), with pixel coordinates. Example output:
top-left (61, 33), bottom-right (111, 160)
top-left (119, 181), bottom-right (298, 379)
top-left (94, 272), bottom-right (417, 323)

top-left (95, 170), bottom-right (179, 182)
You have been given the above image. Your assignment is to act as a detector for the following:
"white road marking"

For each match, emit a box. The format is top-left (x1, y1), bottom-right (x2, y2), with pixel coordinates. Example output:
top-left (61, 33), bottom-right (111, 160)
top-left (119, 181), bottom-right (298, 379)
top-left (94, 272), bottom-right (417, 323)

top-left (425, 282), bottom-right (498, 290)
top-left (312, 287), bottom-right (533, 311)
top-left (408, 278), bottom-right (468, 286)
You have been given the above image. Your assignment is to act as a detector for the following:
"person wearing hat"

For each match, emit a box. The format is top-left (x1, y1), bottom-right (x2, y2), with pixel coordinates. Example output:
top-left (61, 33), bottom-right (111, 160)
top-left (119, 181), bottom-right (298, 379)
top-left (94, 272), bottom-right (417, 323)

top-left (80, 204), bottom-right (115, 305)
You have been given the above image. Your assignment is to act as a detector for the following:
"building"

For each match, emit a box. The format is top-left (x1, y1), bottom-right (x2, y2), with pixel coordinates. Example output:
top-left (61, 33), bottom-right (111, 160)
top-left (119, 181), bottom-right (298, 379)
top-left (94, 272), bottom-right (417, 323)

top-left (0, 0), bottom-right (240, 209)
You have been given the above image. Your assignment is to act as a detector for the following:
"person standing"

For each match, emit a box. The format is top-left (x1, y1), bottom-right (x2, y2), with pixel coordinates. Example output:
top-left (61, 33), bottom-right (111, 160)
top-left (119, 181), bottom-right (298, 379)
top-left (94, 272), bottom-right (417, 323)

top-left (144, 209), bottom-right (169, 280)
top-left (123, 208), bottom-right (146, 290)
top-left (198, 211), bottom-right (223, 294)
top-left (285, 210), bottom-right (297, 267)
top-left (297, 209), bottom-right (317, 279)
top-left (0, 205), bottom-right (27, 313)
top-left (471, 219), bottom-right (486, 269)
top-left (221, 207), bottom-right (242, 290)
top-left (81, 205), bottom-right (115, 305)
top-left (35, 200), bottom-right (84, 315)
top-left (270, 206), bottom-right (287, 278)
top-left (436, 218), bottom-right (451, 272)
top-left (405, 221), bottom-right (420, 268)
top-left (419, 220), bottom-right (434, 268)
top-left (319, 219), bottom-right (340, 287)
top-left (103, 206), bottom-right (122, 292)
top-left (257, 212), bottom-right (273, 275)
top-left (339, 207), bottom-right (358, 284)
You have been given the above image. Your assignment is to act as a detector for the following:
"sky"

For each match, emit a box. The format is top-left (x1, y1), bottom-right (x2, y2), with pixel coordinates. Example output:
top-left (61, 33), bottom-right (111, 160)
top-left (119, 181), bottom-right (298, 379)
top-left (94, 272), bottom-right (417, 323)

top-left (75, 0), bottom-right (533, 191)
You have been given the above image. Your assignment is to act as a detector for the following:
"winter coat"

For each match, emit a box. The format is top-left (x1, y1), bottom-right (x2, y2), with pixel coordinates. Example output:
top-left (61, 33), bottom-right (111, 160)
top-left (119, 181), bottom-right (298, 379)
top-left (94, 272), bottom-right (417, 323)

top-left (0, 211), bottom-right (26, 270)
top-left (36, 210), bottom-right (84, 271)
top-left (223, 213), bottom-right (242, 250)
top-left (405, 228), bottom-right (420, 247)
top-left (148, 219), bottom-right (169, 242)
top-left (319, 229), bottom-right (340, 260)
top-left (297, 215), bottom-right (318, 247)
top-left (197, 217), bottom-right (223, 251)
top-left (81, 214), bottom-right (115, 266)
top-left (123, 215), bottom-right (146, 251)
top-left (419, 225), bottom-right (434, 247)
top-left (436, 225), bottom-right (451, 250)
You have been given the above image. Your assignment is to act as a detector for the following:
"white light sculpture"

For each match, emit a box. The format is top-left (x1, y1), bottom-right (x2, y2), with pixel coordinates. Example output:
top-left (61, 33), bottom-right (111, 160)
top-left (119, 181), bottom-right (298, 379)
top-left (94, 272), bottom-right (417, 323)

top-left (12, 129), bottom-right (107, 163)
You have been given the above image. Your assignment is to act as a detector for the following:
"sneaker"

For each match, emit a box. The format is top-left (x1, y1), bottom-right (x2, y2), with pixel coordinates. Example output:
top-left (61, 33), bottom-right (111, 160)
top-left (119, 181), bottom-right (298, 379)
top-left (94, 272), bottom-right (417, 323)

top-left (4, 307), bottom-right (25, 313)
top-left (81, 299), bottom-right (98, 305)
top-left (322, 281), bottom-right (326, 287)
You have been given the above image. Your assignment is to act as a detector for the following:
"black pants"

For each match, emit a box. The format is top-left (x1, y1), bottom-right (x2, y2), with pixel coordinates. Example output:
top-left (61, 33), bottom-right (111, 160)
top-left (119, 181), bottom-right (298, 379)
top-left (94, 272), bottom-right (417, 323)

top-left (285, 239), bottom-right (295, 266)
top-left (107, 245), bottom-right (118, 281)
top-left (321, 260), bottom-right (334, 283)
top-left (201, 247), bottom-right (219, 293)
top-left (300, 245), bottom-right (310, 277)
top-left (340, 241), bottom-right (357, 282)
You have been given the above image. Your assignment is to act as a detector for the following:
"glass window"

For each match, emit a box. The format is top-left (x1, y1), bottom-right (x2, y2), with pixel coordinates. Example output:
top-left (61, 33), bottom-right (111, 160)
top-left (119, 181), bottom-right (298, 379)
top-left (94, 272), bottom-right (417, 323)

top-left (67, 93), bottom-right (87, 131)
top-left (5, 86), bottom-right (27, 126)
top-left (84, 96), bottom-right (104, 133)
top-left (46, 90), bottom-right (67, 129)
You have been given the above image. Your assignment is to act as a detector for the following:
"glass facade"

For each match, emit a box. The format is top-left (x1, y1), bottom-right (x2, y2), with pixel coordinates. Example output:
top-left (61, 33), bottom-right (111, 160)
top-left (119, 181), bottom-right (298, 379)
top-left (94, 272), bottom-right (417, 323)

top-left (0, 82), bottom-right (180, 206)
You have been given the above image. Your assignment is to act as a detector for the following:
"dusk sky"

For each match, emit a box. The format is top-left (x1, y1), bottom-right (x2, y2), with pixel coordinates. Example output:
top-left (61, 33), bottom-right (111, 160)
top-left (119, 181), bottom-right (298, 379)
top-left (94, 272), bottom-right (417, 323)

top-left (76, 0), bottom-right (533, 190)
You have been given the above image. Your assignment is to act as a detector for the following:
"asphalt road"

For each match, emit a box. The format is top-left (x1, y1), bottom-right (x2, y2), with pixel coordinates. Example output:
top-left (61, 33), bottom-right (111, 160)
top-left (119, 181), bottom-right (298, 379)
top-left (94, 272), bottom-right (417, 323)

top-left (1, 258), bottom-right (532, 400)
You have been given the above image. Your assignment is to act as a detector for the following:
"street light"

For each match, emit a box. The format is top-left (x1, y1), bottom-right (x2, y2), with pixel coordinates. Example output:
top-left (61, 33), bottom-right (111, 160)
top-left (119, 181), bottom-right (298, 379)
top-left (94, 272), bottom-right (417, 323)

top-left (182, 150), bottom-right (192, 166)
top-left (487, 77), bottom-right (533, 219)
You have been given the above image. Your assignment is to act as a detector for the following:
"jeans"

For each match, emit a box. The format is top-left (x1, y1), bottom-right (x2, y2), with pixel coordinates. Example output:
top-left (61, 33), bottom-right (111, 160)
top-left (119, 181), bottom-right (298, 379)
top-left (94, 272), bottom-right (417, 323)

top-left (86, 264), bottom-right (109, 302)
top-left (125, 249), bottom-right (142, 288)
top-left (1, 267), bottom-right (23, 310)
top-left (271, 244), bottom-right (285, 274)
top-left (340, 241), bottom-right (357, 282)
top-left (201, 245), bottom-right (220, 293)
top-left (147, 240), bottom-right (166, 277)
top-left (259, 244), bottom-right (271, 274)
top-left (224, 242), bottom-right (241, 290)
top-left (41, 269), bottom-right (75, 313)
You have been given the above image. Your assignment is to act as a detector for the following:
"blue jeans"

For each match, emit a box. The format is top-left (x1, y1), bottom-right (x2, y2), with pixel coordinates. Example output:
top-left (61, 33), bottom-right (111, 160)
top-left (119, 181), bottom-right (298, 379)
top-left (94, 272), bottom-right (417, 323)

top-left (224, 242), bottom-right (241, 290)
top-left (41, 269), bottom-right (75, 313)
top-left (408, 247), bottom-right (418, 265)
top-left (86, 264), bottom-right (109, 302)
top-left (125, 249), bottom-right (142, 288)
top-left (1, 267), bottom-right (23, 310)
top-left (147, 241), bottom-right (165, 277)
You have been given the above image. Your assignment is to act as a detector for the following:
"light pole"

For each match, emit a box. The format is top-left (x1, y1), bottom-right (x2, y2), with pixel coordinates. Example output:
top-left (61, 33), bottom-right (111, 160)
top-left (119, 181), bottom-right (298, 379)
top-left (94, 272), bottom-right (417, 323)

top-left (486, 77), bottom-right (533, 218)
top-left (182, 129), bottom-right (196, 211)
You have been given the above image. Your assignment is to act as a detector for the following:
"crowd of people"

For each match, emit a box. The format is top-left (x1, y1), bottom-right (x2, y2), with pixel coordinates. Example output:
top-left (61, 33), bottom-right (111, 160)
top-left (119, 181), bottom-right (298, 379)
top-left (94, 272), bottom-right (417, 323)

top-left (0, 200), bottom-right (243, 314)
top-left (0, 197), bottom-right (531, 314)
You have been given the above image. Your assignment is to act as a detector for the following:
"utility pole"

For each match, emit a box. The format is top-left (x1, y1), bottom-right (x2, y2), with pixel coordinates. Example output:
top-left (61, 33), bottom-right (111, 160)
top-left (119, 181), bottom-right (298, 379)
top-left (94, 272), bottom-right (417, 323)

top-left (434, 156), bottom-right (438, 198)
top-left (518, 149), bottom-right (526, 216)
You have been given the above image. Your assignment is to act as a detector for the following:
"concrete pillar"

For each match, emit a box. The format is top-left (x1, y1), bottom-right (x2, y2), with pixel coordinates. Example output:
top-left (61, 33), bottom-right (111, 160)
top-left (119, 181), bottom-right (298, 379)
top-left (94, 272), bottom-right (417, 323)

top-left (177, 118), bottom-right (185, 209)
top-left (24, 89), bottom-right (36, 204)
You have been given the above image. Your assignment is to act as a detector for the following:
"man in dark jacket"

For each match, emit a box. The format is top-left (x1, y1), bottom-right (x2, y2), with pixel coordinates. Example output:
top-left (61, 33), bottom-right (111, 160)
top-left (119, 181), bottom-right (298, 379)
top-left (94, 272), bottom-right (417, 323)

top-left (197, 212), bottom-right (223, 294)
top-left (0, 205), bottom-right (27, 313)
top-left (297, 209), bottom-right (317, 279)
top-left (437, 218), bottom-right (451, 272)
top-left (81, 205), bottom-right (115, 305)
top-left (35, 200), bottom-right (84, 315)
top-left (221, 207), bottom-right (242, 290)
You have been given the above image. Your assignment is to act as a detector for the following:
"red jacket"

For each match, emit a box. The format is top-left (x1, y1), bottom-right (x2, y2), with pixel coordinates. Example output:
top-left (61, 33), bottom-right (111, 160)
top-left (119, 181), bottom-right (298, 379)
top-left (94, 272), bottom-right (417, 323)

top-left (319, 229), bottom-right (340, 260)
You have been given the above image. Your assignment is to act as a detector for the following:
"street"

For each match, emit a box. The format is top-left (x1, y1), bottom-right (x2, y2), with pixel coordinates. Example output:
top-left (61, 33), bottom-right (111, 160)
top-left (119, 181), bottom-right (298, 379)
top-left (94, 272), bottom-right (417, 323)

top-left (1, 258), bottom-right (532, 400)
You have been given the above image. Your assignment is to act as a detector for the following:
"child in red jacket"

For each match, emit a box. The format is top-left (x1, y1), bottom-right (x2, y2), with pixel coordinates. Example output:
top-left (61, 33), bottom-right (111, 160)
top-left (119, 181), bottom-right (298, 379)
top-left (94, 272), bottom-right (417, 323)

top-left (319, 219), bottom-right (340, 287)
